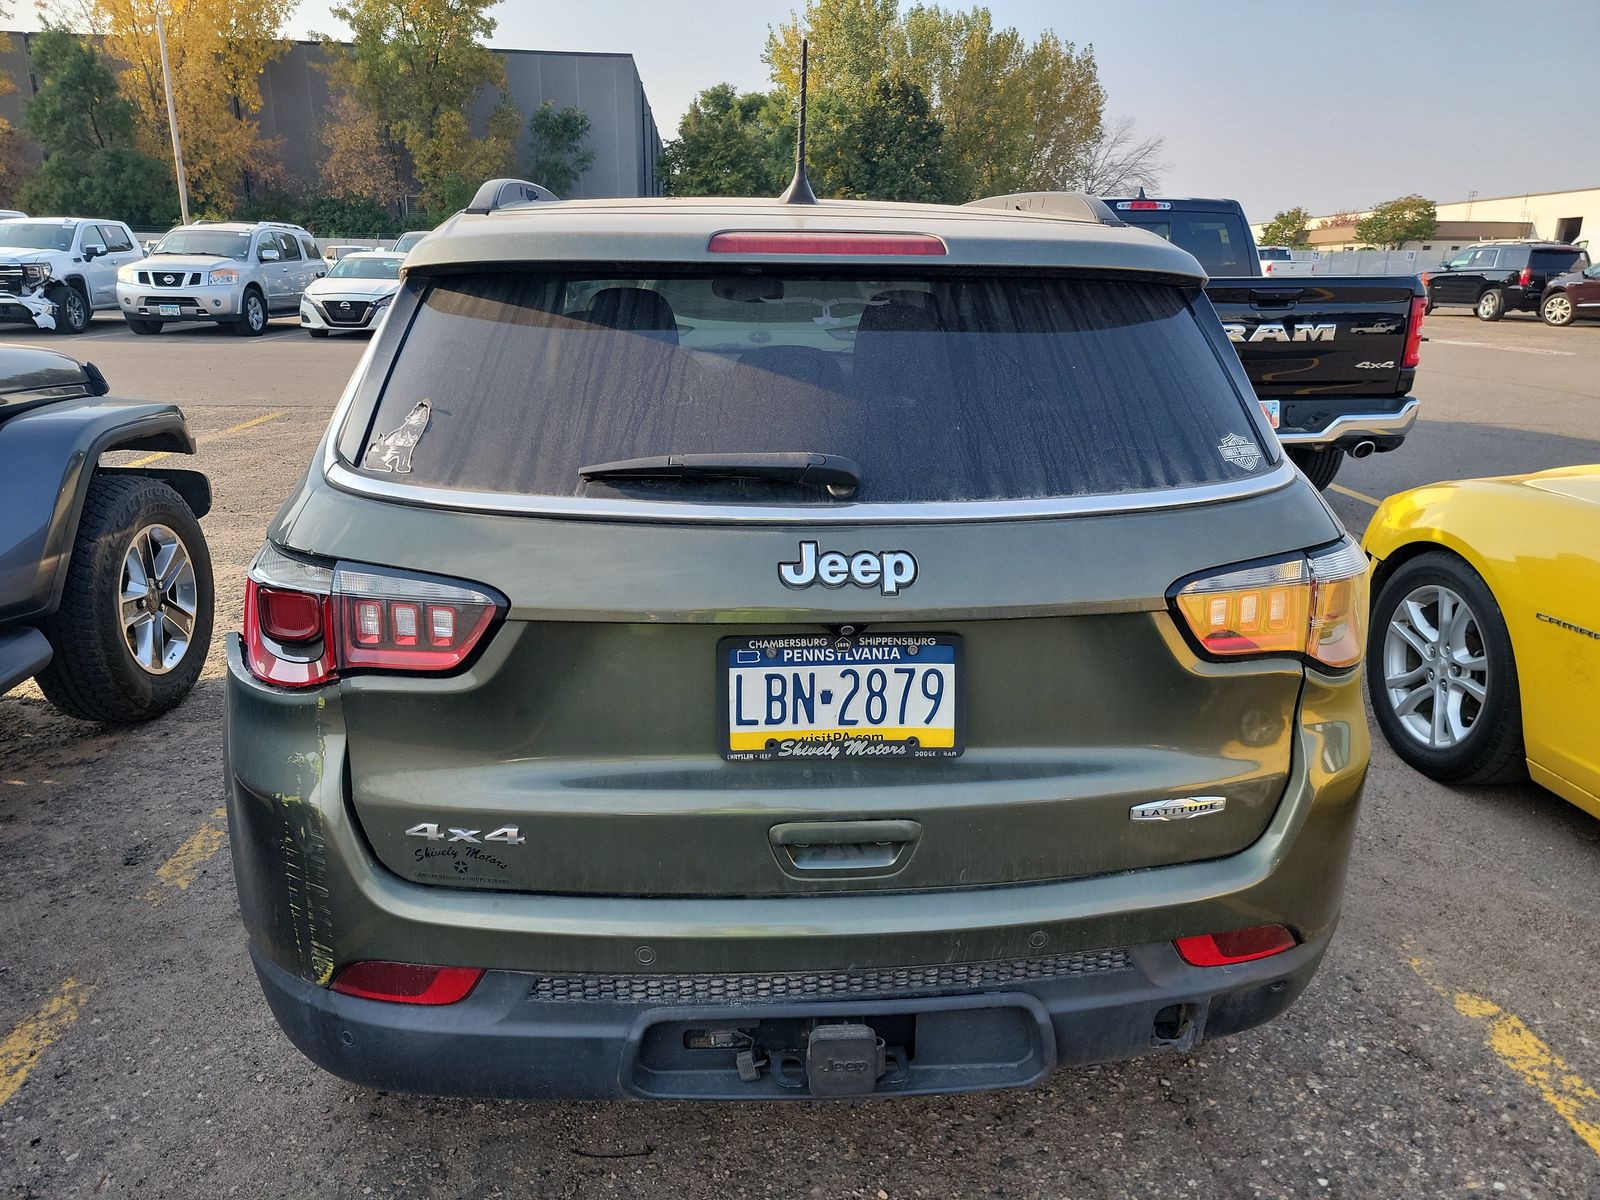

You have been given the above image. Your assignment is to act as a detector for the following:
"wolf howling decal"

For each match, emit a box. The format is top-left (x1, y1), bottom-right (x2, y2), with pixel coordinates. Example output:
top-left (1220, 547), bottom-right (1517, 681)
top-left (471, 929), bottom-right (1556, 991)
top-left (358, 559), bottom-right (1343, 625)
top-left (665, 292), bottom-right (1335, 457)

top-left (364, 400), bottom-right (431, 474)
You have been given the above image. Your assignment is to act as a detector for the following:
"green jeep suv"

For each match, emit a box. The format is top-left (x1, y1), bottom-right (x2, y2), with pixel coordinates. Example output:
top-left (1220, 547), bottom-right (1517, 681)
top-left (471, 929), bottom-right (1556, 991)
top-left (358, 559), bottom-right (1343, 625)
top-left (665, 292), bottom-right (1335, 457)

top-left (225, 181), bottom-right (1371, 1100)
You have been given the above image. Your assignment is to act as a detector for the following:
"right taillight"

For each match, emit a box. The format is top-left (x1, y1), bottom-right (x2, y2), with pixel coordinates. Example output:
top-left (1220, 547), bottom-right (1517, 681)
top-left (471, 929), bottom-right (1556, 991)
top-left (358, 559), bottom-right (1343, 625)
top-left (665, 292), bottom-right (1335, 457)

top-left (243, 544), bottom-right (503, 688)
top-left (1172, 539), bottom-right (1369, 670)
top-left (1402, 294), bottom-right (1426, 368)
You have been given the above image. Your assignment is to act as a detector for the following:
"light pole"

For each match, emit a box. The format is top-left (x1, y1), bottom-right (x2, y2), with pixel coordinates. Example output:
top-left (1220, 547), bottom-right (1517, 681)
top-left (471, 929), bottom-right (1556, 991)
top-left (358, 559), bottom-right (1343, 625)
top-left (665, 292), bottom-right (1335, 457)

top-left (155, 11), bottom-right (190, 225)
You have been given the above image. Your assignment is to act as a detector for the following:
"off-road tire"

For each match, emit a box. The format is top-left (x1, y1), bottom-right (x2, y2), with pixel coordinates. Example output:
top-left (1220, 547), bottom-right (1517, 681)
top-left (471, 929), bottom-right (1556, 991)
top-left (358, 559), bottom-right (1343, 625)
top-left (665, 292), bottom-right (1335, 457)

top-left (36, 475), bottom-right (214, 724)
top-left (1367, 551), bottom-right (1525, 786)
top-left (1475, 288), bottom-right (1504, 322)
top-left (1541, 292), bottom-right (1576, 327)
top-left (48, 282), bottom-right (91, 334)
top-left (231, 287), bottom-right (268, 337)
top-left (125, 318), bottom-right (164, 335)
top-left (1286, 445), bottom-right (1342, 490)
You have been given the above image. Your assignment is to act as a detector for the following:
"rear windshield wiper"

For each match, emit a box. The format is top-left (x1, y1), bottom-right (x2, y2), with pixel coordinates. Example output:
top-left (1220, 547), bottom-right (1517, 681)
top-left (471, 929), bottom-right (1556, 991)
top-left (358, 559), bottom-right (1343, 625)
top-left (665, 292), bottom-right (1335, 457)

top-left (579, 452), bottom-right (862, 498)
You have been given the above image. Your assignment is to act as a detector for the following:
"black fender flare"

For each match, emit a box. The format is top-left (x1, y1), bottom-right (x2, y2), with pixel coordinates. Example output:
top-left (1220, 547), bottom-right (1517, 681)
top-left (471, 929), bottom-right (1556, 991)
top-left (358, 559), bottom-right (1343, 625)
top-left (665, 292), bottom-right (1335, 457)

top-left (0, 399), bottom-right (204, 624)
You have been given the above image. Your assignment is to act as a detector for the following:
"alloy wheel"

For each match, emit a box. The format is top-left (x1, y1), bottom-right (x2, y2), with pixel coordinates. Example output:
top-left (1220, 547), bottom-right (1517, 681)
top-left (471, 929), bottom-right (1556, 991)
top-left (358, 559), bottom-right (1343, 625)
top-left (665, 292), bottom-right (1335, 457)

top-left (1382, 584), bottom-right (1489, 749)
top-left (1543, 295), bottom-right (1572, 324)
top-left (1476, 291), bottom-right (1500, 319)
top-left (120, 523), bottom-right (199, 675)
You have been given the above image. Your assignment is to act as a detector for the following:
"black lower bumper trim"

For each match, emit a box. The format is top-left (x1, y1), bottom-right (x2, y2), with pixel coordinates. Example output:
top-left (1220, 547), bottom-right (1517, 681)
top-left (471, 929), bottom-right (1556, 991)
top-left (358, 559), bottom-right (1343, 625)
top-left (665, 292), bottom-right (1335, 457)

top-left (251, 928), bottom-right (1332, 1100)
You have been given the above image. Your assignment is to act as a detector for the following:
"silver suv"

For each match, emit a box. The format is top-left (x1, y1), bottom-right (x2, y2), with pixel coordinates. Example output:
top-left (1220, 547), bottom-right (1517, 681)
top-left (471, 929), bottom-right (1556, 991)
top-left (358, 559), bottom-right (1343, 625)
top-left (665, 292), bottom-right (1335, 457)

top-left (115, 221), bottom-right (325, 336)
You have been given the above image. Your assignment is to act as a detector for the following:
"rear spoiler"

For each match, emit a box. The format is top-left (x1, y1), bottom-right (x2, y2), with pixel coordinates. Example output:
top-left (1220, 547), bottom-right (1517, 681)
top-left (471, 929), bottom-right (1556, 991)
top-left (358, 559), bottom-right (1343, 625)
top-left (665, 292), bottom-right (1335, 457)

top-left (964, 192), bottom-right (1124, 227)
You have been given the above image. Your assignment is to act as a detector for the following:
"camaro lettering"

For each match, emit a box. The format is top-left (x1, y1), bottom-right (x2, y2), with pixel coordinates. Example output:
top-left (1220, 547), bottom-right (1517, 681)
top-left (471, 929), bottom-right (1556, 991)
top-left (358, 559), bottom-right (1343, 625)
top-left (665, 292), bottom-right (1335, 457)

top-left (779, 541), bottom-right (917, 596)
top-left (1222, 322), bottom-right (1337, 344)
top-left (1536, 612), bottom-right (1600, 642)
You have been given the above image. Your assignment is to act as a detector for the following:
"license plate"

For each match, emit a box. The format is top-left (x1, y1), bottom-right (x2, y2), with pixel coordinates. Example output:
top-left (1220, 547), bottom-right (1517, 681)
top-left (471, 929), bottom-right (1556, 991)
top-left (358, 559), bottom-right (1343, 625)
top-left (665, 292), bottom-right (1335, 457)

top-left (721, 634), bottom-right (962, 762)
top-left (1259, 399), bottom-right (1280, 429)
top-left (158, 304), bottom-right (181, 317)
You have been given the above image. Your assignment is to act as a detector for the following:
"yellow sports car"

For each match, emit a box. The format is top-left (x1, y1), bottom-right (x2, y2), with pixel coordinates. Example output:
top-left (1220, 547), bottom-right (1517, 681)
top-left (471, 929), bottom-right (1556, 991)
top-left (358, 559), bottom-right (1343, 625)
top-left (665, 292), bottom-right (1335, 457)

top-left (1361, 465), bottom-right (1600, 819)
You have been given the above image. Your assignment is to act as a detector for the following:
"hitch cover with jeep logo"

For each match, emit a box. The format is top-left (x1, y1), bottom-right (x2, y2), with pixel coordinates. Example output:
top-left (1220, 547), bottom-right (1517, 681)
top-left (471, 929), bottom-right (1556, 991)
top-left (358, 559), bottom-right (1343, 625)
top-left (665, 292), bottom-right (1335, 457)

top-left (806, 1023), bottom-right (888, 1097)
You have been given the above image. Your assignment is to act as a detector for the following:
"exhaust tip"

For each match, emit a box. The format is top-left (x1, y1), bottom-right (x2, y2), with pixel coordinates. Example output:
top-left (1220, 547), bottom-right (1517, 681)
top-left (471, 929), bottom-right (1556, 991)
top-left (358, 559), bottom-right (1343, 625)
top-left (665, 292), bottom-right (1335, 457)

top-left (1350, 440), bottom-right (1377, 459)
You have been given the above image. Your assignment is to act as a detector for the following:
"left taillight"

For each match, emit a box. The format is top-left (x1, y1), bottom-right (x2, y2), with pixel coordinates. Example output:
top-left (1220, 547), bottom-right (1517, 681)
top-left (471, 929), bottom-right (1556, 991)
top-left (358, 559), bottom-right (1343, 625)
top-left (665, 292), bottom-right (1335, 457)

top-left (1518, 266), bottom-right (1533, 288)
top-left (330, 961), bottom-right (484, 1005)
top-left (1171, 539), bottom-right (1369, 670)
top-left (243, 543), bottom-right (503, 687)
top-left (1402, 295), bottom-right (1426, 369)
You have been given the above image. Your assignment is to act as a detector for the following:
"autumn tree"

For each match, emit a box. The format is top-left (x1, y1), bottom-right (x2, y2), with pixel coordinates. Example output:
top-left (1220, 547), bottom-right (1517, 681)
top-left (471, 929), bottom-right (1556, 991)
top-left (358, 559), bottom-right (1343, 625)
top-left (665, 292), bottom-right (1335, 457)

top-left (325, 0), bottom-right (517, 215)
top-left (808, 74), bottom-right (956, 202)
top-left (0, 5), bottom-right (26, 202)
top-left (659, 84), bottom-right (790, 197)
top-left (1354, 194), bottom-right (1437, 249)
top-left (526, 102), bottom-right (595, 197)
top-left (319, 89), bottom-right (404, 205)
top-left (1258, 206), bottom-right (1312, 248)
top-left (1063, 116), bottom-right (1164, 195)
top-left (21, 28), bottom-right (175, 225)
top-left (88, 0), bottom-right (294, 210)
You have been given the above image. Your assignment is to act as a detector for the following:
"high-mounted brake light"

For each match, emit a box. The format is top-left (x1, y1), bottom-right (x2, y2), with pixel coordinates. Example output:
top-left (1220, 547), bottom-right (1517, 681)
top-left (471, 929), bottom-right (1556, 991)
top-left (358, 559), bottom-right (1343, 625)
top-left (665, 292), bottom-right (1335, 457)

top-left (1114, 200), bottom-right (1170, 211)
top-left (1402, 295), bottom-right (1426, 369)
top-left (707, 231), bottom-right (946, 256)
top-left (1175, 925), bottom-right (1297, 967)
top-left (242, 544), bottom-right (503, 688)
top-left (330, 961), bottom-right (484, 1005)
top-left (1172, 540), bottom-right (1368, 669)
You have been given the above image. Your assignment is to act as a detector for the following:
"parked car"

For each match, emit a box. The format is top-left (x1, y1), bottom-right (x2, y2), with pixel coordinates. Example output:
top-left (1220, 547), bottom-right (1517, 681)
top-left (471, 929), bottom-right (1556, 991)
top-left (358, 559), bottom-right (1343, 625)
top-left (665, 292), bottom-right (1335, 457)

top-left (0, 217), bottom-right (144, 334)
top-left (0, 208), bottom-right (27, 221)
top-left (989, 193), bottom-right (1425, 492)
top-left (115, 221), bottom-right (325, 336)
top-left (1, 345), bottom-right (213, 722)
top-left (1363, 465), bottom-right (1598, 821)
top-left (321, 244), bottom-right (366, 267)
top-left (1538, 263), bottom-right (1600, 326)
top-left (1257, 246), bottom-right (1319, 276)
top-left (227, 178), bottom-right (1371, 1101)
top-left (300, 251), bottom-right (403, 337)
top-left (391, 230), bottom-right (431, 253)
top-left (1425, 241), bottom-right (1590, 321)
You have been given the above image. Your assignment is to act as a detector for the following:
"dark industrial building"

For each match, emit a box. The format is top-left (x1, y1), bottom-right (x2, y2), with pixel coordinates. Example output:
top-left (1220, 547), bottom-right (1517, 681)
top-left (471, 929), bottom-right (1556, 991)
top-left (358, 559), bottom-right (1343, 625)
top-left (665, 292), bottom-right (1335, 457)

top-left (0, 34), bottom-right (663, 200)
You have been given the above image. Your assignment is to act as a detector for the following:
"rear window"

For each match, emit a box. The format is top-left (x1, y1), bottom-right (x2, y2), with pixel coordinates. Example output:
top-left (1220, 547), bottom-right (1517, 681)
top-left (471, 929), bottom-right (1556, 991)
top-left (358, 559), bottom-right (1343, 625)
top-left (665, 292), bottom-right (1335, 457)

top-left (1112, 212), bottom-right (1254, 275)
top-left (351, 270), bottom-right (1269, 506)
top-left (1258, 247), bottom-right (1292, 261)
top-left (1532, 248), bottom-right (1588, 273)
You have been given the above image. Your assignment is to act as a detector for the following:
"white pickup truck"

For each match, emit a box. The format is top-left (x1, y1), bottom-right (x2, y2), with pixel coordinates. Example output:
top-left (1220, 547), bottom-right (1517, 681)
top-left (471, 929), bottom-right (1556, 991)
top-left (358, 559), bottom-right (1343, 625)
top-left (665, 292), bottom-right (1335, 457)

top-left (0, 217), bottom-right (144, 334)
top-left (1257, 245), bottom-right (1321, 276)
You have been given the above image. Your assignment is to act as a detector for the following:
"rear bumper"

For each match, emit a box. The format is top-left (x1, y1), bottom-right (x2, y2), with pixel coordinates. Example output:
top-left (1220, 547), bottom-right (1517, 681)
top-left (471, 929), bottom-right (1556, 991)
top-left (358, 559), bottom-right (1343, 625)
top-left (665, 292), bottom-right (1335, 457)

top-left (1276, 395), bottom-right (1418, 452)
top-left (252, 928), bottom-right (1331, 1100)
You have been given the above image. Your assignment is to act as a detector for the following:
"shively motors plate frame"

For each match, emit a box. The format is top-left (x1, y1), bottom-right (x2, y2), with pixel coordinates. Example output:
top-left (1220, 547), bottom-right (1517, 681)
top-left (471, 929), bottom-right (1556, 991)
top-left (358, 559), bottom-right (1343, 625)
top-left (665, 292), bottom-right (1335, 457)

top-left (717, 632), bottom-right (966, 762)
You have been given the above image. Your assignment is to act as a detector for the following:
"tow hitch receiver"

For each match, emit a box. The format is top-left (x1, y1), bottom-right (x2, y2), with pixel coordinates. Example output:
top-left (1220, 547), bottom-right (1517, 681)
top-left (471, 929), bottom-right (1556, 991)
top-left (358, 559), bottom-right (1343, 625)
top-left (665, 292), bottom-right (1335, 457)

top-left (806, 1023), bottom-right (887, 1097)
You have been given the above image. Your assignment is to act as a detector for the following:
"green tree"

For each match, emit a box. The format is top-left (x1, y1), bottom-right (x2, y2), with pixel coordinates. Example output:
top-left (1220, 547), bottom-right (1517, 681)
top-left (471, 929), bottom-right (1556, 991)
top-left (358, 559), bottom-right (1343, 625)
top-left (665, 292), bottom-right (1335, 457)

top-left (325, 0), bottom-right (518, 214)
top-left (659, 84), bottom-right (790, 198)
top-left (1259, 206), bottom-right (1313, 248)
top-left (526, 102), bottom-right (595, 197)
top-left (809, 74), bottom-right (958, 202)
top-left (1354, 194), bottom-right (1437, 249)
top-left (19, 29), bottom-right (176, 225)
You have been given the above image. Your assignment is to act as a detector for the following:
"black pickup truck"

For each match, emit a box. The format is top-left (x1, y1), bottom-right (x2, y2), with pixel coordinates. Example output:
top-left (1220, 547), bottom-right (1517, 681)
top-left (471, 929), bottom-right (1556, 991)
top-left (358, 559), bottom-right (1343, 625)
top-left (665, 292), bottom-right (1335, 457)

top-left (969, 193), bottom-right (1425, 490)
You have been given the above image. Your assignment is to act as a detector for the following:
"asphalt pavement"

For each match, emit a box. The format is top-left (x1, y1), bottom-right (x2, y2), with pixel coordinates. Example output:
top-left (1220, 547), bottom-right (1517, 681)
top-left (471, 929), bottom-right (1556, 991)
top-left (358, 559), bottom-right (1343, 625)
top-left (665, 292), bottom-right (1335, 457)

top-left (2, 308), bottom-right (1598, 1199)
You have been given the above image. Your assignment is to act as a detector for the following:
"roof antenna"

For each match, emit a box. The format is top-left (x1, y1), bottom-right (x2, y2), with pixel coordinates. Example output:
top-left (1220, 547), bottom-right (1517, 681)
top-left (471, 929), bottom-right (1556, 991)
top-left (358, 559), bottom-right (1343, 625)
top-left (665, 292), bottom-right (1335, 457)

top-left (780, 38), bottom-right (817, 204)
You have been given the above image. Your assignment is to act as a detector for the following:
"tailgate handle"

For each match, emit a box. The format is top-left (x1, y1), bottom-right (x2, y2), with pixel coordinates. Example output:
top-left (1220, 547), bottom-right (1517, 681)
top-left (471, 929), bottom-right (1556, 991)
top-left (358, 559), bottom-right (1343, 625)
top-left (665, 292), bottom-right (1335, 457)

top-left (769, 820), bottom-right (921, 872)
top-left (1249, 288), bottom-right (1304, 307)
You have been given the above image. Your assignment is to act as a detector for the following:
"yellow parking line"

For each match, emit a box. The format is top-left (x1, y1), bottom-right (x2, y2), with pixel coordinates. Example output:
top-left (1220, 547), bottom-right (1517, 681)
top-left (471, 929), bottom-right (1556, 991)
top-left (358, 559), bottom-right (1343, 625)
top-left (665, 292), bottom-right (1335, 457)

top-left (1330, 483), bottom-right (1382, 507)
top-left (1409, 956), bottom-right (1600, 1157)
top-left (144, 807), bottom-right (228, 903)
top-left (125, 408), bottom-right (288, 468)
top-left (0, 979), bottom-right (92, 1107)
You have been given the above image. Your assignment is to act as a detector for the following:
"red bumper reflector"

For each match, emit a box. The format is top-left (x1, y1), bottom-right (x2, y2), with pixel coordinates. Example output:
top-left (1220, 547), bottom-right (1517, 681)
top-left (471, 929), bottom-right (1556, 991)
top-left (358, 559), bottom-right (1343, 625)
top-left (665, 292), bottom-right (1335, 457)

top-left (1174, 925), bottom-right (1297, 967)
top-left (707, 231), bottom-right (946, 256)
top-left (330, 962), bottom-right (485, 1005)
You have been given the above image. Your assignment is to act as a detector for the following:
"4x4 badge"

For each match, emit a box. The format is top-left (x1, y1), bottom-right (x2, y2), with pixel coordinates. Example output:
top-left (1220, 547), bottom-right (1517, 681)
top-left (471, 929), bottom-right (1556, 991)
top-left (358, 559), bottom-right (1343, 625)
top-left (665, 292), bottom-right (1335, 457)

top-left (779, 541), bottom-right (917, 596)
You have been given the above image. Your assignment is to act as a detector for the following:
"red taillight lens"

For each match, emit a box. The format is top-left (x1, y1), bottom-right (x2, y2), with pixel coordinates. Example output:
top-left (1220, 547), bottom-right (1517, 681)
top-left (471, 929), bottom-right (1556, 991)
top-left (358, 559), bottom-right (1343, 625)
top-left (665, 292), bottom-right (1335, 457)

top-left (1175, 925), bottom-right (1297, 967)
top-left (707, 231), bottom-right (946, 256)
top-left (1172, 540), bottom-right (1369, 669)
top-left (1402, 295), bottom-right (1426, 368)
top-left (1518, 266), bottom-right (1532, 287)
top-left (1262, 261), bottom-right (1274, 273)
top-left (242, 545), bottom-right (503, 687)
top-left (1123, 200), bottom-right (1164, 210)
top-left (330, 961), bottom-right (484, 1005)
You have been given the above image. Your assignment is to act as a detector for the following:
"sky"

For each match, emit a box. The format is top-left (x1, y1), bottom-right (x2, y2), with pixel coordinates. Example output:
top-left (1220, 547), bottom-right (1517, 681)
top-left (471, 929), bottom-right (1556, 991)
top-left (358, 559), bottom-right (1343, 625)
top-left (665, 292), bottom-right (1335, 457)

top-left (21, 0), bottom-right (1600, 222)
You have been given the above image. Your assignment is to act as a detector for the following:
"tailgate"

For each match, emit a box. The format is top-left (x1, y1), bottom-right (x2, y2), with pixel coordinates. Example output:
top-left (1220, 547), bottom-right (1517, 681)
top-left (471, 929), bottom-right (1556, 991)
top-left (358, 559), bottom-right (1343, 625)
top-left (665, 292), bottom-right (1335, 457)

top-left (1207, 277), bottom-right (1419, 396)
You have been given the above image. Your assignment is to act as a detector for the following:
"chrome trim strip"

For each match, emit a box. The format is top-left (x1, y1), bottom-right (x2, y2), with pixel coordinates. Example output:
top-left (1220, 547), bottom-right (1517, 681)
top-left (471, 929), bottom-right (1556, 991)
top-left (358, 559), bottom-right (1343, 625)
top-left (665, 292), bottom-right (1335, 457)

top-left (320, 456), bottom-right (1299, 525)
top-left (1276, 396), bottom-right (1419, 444)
